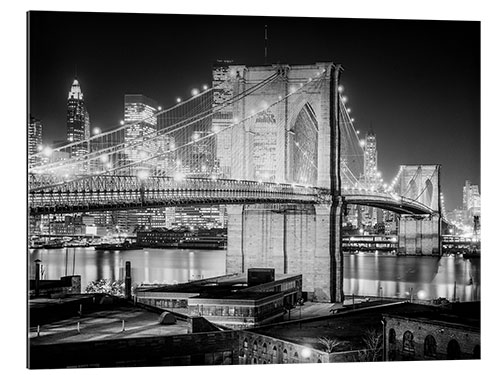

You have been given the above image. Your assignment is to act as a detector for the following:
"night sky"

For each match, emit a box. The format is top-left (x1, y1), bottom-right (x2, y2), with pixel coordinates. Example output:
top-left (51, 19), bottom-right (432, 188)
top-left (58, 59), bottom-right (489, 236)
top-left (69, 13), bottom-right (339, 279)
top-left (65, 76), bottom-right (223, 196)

top-left (28, 11), bottom-right (480, 210)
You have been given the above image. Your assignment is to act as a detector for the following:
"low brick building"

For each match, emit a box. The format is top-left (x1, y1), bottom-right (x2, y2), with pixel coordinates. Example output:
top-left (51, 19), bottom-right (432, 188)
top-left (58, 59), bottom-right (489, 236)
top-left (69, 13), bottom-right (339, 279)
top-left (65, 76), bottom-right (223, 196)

top-left (383, 302), bottom-right (480, 361)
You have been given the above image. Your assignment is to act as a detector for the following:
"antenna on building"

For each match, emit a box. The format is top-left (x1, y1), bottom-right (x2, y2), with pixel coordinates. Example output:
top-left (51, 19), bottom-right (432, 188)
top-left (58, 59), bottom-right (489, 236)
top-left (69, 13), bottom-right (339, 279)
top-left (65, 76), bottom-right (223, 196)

top-left (264, 25), bottom-right (268, 64)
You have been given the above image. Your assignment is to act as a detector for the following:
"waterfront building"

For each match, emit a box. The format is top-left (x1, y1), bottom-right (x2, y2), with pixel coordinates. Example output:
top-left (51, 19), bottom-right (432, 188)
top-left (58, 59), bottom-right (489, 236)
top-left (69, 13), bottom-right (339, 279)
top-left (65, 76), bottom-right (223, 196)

top-left (165, 205), bottom-right (226, 229)
top-left (28, 115), bottom-right (43, 166)
top-left (136, 227), bottom-right (226, 248)
top-left (66, 78), bottom-right (90, 157)
top-left (135, 270), bottom-right (302, 329)
top-left (110, 208), bottom-right (167, 233)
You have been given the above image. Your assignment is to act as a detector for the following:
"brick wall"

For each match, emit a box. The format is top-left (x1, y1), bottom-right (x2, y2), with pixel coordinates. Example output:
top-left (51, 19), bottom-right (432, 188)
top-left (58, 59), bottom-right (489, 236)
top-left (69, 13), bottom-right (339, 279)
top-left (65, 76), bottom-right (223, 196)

top-left (384, 315), bottom-right (480, 361)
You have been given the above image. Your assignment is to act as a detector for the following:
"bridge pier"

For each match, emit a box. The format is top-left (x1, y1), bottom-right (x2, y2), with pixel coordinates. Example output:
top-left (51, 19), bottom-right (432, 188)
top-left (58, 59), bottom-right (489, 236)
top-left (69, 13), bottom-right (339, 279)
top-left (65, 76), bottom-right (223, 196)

top-left (398, 214), bottom-right (441, 256)
top-left (226, 203), bottom-right (342, 302)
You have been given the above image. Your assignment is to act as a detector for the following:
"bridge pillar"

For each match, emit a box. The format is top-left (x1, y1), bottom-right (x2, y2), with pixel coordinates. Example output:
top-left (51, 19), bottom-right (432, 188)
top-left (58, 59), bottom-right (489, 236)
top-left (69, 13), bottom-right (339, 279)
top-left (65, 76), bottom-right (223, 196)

top-left (225, 203), bottom-right (339, 302)
top-left (226, 205), bottom-right (245, 274)
top-left (398, 214), bottom-right (441, 256)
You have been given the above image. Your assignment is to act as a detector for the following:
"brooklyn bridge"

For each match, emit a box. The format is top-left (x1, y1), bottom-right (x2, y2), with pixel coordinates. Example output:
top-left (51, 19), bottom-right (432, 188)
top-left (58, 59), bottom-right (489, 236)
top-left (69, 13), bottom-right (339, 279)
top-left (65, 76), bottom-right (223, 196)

top-left (29, 63), bottom-right (445, 302)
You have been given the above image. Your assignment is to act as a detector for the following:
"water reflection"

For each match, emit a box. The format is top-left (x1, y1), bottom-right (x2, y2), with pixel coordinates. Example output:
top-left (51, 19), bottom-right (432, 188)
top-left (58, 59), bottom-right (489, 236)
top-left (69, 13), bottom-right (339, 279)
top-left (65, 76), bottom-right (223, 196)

top-left (29, 247), bottom-right (227, 290)
top-left (344, 253), bottom-right (480, 301)
top-left (29, 248), bottom-right (480, 302)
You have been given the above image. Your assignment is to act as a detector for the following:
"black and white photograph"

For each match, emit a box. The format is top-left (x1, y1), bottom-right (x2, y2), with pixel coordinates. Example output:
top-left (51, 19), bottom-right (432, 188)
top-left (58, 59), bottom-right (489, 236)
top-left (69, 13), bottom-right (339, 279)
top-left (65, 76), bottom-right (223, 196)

top-left (16, 1), bottom-right (494, 372)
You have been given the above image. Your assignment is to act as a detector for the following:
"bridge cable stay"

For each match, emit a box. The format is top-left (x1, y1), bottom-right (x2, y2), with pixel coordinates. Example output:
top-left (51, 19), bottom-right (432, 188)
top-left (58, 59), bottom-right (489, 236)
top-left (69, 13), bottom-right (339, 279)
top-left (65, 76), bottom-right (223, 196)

top-left (411, 166), bottom-right (438, 202)
top-left (29, 72), bottom-right (281, 175)
top-left (400, 166), bottom-right (422, 198)
top-left (29, 73), bottom-right (285, 190)
top-left (29, 71), bottom-right (330, 194)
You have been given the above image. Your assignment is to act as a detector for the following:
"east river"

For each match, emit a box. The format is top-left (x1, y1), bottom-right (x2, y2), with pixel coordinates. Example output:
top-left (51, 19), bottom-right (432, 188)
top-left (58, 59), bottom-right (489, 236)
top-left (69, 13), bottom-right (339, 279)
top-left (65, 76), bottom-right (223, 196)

top-left (28, 248), bottom-right (480, 302)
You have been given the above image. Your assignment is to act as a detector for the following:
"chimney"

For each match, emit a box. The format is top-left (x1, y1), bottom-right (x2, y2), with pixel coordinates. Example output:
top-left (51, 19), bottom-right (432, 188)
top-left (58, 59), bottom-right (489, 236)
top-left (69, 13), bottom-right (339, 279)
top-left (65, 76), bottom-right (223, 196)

top-left (34, 259), bottom-right (42, 297)
top-left (125, 261), bottom-right (132, 300)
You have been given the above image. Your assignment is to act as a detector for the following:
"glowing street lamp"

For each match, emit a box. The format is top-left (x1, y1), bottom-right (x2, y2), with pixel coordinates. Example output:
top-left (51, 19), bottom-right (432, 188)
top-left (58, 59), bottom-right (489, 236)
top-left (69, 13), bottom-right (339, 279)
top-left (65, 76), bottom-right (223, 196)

top-left (174, 172), bottom-right (185, 182)
top-left (120, 120), bottom-right (125, 126)
top-left (202, 84), bottom-right (209, 91)
top-left (176, 97), bottom-right (182, 103)
top-left (191, 88), bottom-right (199, 96)
top-left (137, 170), bottom-right (149, 180)
top-left (93, 127), bottom-right (101, 135)
top-left (42, 146), bottom-right (53, 157)
top-left (301, 347), bottom-right (312, 360)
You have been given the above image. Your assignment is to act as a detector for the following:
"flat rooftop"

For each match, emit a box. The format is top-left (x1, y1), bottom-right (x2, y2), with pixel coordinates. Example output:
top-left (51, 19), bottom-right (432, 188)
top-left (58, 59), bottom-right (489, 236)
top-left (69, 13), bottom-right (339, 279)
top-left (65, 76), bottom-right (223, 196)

top-left (384, 301), bottom-right (480, 329)
top-left (29, 296), bottom-right (189, 346)
top-left (251, 303), bottom-right (450, 352)
top-left (137, 272), bottom-right (300, 298)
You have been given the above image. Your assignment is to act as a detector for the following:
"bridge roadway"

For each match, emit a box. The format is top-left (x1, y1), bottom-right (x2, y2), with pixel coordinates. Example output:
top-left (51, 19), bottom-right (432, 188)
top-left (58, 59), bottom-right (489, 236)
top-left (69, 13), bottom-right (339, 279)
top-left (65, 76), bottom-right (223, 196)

top-left (28, 174), bottom-right (434, 216)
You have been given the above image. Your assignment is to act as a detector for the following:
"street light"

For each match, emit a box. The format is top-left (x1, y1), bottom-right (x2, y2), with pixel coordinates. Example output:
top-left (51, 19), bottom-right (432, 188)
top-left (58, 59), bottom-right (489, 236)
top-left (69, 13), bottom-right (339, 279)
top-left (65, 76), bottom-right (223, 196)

top-left (301, 347), bottom-right (312, 362)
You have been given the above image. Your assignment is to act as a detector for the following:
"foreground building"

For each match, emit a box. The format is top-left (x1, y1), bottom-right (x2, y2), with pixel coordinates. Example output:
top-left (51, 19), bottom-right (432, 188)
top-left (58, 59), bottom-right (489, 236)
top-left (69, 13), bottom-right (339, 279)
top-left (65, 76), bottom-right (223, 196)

top-left (384, 302), bottom-right (480, 361)
top-left (28, 290), bottom-right (480, 368)
top-left (135, 269), bottom-right (302, 329)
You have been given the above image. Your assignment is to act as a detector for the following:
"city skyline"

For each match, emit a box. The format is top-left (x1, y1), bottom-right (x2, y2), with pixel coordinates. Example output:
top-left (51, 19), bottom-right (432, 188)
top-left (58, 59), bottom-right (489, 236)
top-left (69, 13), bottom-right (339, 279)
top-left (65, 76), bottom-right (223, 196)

top-left (29, 12), bottom-right (480, 209)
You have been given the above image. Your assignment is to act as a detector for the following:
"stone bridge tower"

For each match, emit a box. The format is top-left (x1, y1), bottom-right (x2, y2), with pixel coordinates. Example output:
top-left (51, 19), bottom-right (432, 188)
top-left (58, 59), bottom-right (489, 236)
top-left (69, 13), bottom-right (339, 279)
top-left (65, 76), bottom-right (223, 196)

top-left (396, 165), bottom-right (442, 255)
top-left (219, 62), bottom-right (343, 302)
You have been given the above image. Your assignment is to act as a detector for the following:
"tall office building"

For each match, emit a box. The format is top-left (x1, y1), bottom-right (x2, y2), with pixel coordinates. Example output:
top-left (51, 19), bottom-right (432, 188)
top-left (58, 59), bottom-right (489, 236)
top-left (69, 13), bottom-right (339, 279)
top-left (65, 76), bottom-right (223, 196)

top-left (67, 78), bottom-right (90, 157)
top-left (462, 180), bottom-right (481, 226)
top-left (124, 94), bottom-right (159, 166)
top-left (463, 180), bottom-right (480, 211)
top-left (363, 128), bottom-right (378, 186)
top-left (121, 95), bottom-right (165, 232)
top-left (28, 115), bottom-right (43, 166)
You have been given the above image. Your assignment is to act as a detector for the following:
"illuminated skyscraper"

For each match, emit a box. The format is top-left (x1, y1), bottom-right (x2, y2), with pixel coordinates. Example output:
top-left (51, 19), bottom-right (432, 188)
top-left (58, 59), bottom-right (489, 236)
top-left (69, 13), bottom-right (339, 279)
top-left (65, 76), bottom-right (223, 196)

top-left (463, 180), bottom-right (480, 226)
top-left (363, 128), bottom-right (378, 185)
top-left (124, 94), bottom-right (158, 166)
top-left (66, 78), bottom-right (90, 157)
top-left (28, 115), bottom-right (43, 165)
